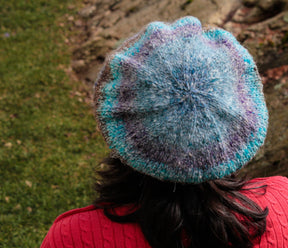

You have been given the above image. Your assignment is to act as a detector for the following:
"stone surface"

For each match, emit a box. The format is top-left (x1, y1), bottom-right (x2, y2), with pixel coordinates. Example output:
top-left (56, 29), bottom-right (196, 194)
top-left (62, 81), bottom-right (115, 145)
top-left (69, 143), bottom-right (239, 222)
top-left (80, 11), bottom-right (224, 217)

top-left (71, 0), bottom-right (288, 178)
top-left (79, 5), bottom-right (97, 18)
top-left (72, 0), bottom-right (239, 83)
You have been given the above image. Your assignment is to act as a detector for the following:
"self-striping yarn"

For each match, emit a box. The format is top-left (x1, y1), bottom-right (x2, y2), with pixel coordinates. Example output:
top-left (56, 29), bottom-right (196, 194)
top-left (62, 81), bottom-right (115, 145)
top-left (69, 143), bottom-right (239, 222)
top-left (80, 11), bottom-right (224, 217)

top-left (94, 16), bottom-right (268, 183)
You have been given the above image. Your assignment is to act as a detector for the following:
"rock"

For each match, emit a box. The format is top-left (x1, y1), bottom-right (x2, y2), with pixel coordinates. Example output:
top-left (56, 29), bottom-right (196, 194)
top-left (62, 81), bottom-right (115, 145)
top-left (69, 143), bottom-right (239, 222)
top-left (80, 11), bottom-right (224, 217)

top-left (74, 19), bottom-right (83, 27)
top-left (284, 11), bottom-right (288, 22)
top-left (258, 0), bottom-right (282, 11)
top-left (71, 60), bottom-right (86, 72)
top-left (79, 5), bottom-right (97, 18)
top-left (233, 7), bottom-right (265, 23)
top-left (242, 0), bottom-right (259, 7)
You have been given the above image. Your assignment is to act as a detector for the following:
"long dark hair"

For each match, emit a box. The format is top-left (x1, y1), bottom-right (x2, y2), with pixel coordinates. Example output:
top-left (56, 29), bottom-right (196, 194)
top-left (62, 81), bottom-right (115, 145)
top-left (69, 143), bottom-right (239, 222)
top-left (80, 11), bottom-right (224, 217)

top-left (94, 157), bottom-right (268, 248)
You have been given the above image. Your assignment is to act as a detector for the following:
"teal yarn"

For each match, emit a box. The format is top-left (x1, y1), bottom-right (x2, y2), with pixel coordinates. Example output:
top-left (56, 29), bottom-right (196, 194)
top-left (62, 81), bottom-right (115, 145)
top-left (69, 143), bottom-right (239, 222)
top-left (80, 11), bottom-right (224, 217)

top-left (94, 16), bottom-right (268, 183)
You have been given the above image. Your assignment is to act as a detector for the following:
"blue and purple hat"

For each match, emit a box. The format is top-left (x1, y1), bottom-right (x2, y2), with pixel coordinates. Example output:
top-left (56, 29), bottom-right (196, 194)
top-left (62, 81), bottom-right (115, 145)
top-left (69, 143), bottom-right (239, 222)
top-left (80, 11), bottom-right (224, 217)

top-left (94, 16), bottom-right (268, 183)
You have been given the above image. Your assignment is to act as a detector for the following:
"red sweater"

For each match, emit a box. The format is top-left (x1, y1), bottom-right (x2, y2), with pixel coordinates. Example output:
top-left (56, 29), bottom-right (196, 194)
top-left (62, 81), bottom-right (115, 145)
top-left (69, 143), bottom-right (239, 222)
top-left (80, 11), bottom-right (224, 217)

top-left (41, 176), bottom-right (288, 248)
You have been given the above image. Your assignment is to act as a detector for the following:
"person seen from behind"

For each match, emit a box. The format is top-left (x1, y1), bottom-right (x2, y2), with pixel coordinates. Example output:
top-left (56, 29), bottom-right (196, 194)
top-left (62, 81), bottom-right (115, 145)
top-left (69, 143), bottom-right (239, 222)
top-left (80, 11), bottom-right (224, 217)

top-left (41, 16), bottom-right (288, 248)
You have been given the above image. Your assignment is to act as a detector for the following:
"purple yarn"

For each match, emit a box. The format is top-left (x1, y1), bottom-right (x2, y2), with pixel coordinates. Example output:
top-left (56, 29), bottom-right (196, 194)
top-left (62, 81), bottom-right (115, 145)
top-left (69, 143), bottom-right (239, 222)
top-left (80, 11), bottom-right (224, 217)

top-left (95, 16), bottom-right (268, 183)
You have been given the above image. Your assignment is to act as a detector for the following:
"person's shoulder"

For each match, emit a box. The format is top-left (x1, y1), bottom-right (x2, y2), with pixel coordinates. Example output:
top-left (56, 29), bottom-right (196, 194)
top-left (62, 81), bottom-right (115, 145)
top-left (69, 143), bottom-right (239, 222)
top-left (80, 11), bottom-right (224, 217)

top-left (53, 205), bottom-right (100, 224)
top-left (244, 176), bottom-right (288, 206)
top-left (248, 175), bottom-right (288, 188)
top-left (40, 204), bottom-right (145, 248)
top-left (246, 176), bottom-right (288, 246)
top-left (40, 205), bottom-right (106, 248)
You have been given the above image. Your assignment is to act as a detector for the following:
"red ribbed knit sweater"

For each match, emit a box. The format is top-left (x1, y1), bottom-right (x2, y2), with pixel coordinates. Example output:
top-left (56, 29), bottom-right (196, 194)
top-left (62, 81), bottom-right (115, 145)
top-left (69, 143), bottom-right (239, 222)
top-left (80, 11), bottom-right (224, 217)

top-left (41, 176), bottom-right (288, 248)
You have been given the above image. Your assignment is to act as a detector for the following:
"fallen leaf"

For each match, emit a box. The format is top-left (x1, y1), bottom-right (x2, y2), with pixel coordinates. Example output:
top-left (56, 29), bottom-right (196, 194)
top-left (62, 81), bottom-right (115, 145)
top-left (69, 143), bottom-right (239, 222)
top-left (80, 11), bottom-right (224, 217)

top-left (64, 132), bottom-right (72, 138)
top-left (16, 140), bottom-right (21, 145)
top-left (25, 180), bottom-right (32, 188)
top-left (4, 142), bottom-right (12, 148)
top-left (13, 204), bottom-right (21, 211)
top-left (74, 91), bottom-right (82, 96)
top-left (9, 114), bottom-right (18, 119)
top-left (100, 163), bottom-right (105, 169)
top-left (5, 196), bottom-right (10, 203)
top-left (67, 4), bottom-right (75, 10)
top-left (27, 207), bottom-right (32, 213)
top-left (67, 16), bottom-right (74, 21)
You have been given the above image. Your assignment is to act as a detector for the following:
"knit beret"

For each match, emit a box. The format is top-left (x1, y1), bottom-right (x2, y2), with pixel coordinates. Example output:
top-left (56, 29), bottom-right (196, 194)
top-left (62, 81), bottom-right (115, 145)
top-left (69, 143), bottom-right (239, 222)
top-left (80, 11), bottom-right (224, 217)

top-left (94, 16), bottom-right (268, 183)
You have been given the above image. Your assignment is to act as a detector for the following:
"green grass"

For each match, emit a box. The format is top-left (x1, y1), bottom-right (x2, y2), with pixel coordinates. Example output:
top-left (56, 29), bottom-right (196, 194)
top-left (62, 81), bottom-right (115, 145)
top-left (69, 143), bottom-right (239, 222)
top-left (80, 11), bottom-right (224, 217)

top-left (0, 1), bottom-right (107, 247)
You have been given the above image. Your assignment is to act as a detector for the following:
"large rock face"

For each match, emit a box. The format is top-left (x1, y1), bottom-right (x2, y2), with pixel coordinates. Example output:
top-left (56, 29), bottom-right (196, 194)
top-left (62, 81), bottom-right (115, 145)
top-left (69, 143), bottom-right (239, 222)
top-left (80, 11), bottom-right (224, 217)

top-left (72, 0), bottom-right (288, 178)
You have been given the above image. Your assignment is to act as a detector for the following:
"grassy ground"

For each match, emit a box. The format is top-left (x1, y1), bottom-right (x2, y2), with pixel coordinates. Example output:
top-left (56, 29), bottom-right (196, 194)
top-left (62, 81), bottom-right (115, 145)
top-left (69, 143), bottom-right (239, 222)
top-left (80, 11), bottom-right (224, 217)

top-left (0, 1), bottom-right (107, 247)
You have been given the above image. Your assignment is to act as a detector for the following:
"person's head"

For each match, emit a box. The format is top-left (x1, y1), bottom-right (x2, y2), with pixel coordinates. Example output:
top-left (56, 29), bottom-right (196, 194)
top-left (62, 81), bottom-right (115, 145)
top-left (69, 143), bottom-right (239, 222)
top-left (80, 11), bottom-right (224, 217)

top-left (94, 16), bottom-right (268, 184)
top-left (93, 16), bottom-right (268, 248)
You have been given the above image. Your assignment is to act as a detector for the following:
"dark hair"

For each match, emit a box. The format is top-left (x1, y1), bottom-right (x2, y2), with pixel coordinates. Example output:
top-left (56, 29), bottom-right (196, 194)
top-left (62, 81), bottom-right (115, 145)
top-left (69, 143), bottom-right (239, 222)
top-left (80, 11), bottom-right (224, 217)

top-left (94, 157), bottom-right (268, 248)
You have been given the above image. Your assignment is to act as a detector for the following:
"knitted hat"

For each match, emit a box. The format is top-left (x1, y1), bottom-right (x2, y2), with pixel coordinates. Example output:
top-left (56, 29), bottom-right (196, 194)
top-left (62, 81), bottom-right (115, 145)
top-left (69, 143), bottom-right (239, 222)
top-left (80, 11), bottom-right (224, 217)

top-left (94, 16), bottom-right (268, 184)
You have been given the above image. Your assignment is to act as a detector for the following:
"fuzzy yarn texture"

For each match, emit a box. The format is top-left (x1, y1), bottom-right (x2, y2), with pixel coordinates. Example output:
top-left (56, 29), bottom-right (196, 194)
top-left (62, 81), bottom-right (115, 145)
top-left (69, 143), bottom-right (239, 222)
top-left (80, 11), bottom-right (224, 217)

top-left (94, 16), bottom-right (268, 183)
